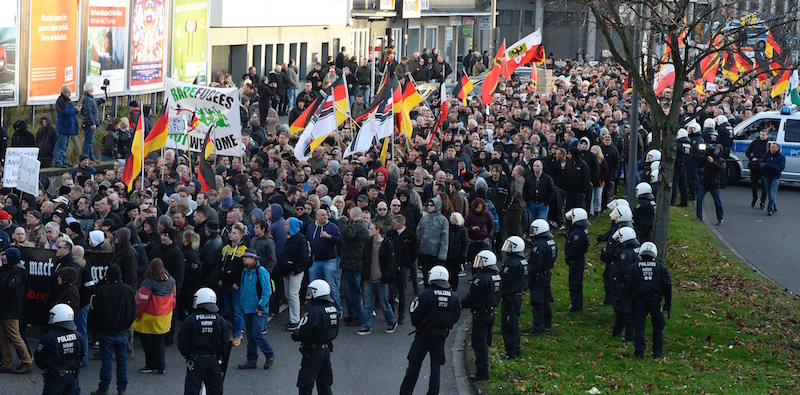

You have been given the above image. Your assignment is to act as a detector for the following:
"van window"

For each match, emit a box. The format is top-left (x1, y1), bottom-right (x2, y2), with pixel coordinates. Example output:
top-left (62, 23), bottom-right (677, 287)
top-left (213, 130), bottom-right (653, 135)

top-left (735, 118), bottom-right (780, 141)
top-left (783, 120), bottom-right (800, 143)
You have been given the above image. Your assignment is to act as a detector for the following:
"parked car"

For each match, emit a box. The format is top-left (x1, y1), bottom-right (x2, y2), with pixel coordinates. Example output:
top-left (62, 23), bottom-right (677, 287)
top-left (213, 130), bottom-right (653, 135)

top-left (728, 106), bottom-right (800, 183)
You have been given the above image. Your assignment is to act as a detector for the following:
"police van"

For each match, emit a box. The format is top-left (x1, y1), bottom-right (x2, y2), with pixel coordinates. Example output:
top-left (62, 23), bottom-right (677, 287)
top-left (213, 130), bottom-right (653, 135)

top-left (728, 106), bottom-right (800, 183)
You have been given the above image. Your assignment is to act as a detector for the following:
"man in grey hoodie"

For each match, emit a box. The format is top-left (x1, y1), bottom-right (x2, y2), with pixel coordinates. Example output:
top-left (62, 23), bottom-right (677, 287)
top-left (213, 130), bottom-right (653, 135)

top-left (416, 198), bottom-right (449, 287)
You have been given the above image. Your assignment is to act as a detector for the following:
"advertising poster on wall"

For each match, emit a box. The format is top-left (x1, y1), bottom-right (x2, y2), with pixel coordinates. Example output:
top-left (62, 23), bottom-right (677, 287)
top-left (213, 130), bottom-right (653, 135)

top-left (86, 0), bottom-right (129, 95)
top-left (171, 0), bottom-right (209, 84)
top-left (0, 0), bottom-right (19, 106)
top-left (129, 0), bottom-right (165, 92)
top-left (28, 0), bottom-right (80, 103)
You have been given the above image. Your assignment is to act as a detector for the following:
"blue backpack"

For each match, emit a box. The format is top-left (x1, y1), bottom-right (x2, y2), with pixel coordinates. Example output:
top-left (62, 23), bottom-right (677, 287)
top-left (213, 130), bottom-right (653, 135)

top-left (486, 200), bottom-right (500, 232)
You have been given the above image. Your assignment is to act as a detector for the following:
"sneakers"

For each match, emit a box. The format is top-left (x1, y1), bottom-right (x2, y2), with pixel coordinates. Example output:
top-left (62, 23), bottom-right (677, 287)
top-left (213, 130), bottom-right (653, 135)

top-left (232, 336), bottom-right (242, 347)
top-left (286, 323), bottom-right (300, 331)
top-left (237, 361), bottom-right (257, 369)
top-left (357, 327), bottom-right (372, 336)
top-left (155, 369), bottom-right (165, 374)
top-left (386, 322), bottom-right (398, 334)
top-left (263, 356), bottom-right (275, 370)
top-left (716, 219), bottom-right (723, 226)
top-left (12, 363), bottom-right (32, 374)
top-left (139, 366), bottom-right (155, 373)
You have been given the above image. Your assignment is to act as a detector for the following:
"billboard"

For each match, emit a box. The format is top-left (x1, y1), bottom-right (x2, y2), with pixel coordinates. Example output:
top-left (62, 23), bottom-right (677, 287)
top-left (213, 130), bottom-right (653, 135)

top-left (129, 0), bottom-right (166, 92)
top-left (86, 0), bottom-right (129, 95)
top-left (28, 0), bottom-right (80, 103)
top-left (0, 0), bottom-right (19, 106)
top-left (171, 0), bottom-right (209, 84)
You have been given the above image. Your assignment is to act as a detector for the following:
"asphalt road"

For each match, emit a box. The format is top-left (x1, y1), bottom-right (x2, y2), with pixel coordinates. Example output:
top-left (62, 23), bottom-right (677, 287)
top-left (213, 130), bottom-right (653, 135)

top-left (3, 275), bottom-right (473, 395)
top-left (699, 180), bottom-right (800, 295)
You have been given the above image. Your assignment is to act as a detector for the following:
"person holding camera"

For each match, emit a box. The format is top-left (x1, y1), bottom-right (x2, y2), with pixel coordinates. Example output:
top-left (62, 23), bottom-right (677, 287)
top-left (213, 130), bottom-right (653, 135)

top-left (696, 143), bottom-right (725, 225)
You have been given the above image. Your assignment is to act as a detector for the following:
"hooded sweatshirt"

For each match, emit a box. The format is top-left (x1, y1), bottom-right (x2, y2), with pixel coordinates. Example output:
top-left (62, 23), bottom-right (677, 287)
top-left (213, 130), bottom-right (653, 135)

top-left (54, 267), bottom-right (80, 313)
top-left (89, 264), bottom-right (136, 333)
top-left (268, 204), bottom-right (287, 259)
top-left (416, 197), bottom-right (449, 260)
top-left (0, 248), bottom-right (28, 318)
top-left (36, 114), bottom-right (58, 158)
top-left (112, 227), bottom-right (139, 289)
top-left (277, 217), bottom-right (310, 276)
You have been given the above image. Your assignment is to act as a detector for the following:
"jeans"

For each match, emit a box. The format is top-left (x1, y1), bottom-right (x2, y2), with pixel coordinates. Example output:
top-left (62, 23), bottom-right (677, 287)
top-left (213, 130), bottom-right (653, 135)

top-left (82, 126), bottom-right (96, 160)
top-left (308, 259), bottom-right (341, 313)
top-left (591, 187), bottom-right (603, 215)
top-left (54, 134), bottom-right (70, 165)
top-left (76, 304), bottom-right (90, 366)
top-left (762, 177), bottom-right (779, 213)
top-left (98, 331), bottom-right (128, 393)
top-left (391, 268), bottom-right (409, 322)
top-left (340, 269), bottom-right (365, 324)
top-left (358, 86), bottom-right (371, 102)
top-left (244, 313), bottom-right (274, 363)
top-left (696, 185), bottom-right (723, 221)
top-left (287, 88), bottom-right (297, 109)
top-left (750, 165), bottom-right (766, 203)
top-left (283, 271), bottom-right (304, 325)
top-left (102, 154), bottom-right (115, 162)
top-left (222, 286), bottom-right (244, 338)
top-left (527, 202), bottom-right (549, 226)
top-left (362, 281), bottom-right (395, 330)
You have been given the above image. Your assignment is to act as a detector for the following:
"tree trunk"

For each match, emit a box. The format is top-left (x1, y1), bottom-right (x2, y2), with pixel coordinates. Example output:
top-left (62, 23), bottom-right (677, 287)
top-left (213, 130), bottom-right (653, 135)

top-left (653, 116), bottom-right (678, 262)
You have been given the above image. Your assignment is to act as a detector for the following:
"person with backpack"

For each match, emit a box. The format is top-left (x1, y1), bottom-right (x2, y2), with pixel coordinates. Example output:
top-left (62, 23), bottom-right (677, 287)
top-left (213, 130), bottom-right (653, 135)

top-left (237, 248), bottom-right (275, 370)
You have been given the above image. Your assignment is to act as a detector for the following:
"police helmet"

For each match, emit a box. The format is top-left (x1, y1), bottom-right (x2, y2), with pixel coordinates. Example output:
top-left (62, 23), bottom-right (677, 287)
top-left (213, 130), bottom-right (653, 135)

top-left (428, 265), bottom-right (451, 288)
top-left (635, 182), bottom-right (652, 197)
top-left (607, 198), bottom-right (630, 211)
top-left (612, 226), bottom-right (638, 244)
top-left (501, 236), bottom-right (526, 254)
top-left (639, 242), bottom-right (658, 258)
top-left (309, 279), bottom-right (333, 301)
top-left (473, 250), bottom-right (499, 271)
top-left (530, 219), bottom-right (552, 238)
top-left (193, 287), bottom-right (219, 312)
top-left (715, 114), bottom-right (728, 126)
top-left (49, 303), bottom-right (77, 330)
top-left (650, 161), bottom-right (660, 172)
top-left (566, 208), bottom-right (590, 227)
top-left (676, 128), bottom-right (688, 140)
top-left (703, 118), bottom-right (716, 130)
top-left (610, 205), bottom-right (633, 222)
top-left (650, 169), bottom-right (659, 184)
top-left (687, 121), bottom-right (701, 134)
top-left (646, 149), bottom-right (661, 162)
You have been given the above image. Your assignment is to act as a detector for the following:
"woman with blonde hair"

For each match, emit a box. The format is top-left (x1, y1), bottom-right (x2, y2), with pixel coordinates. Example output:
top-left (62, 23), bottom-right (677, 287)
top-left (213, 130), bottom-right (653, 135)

top-left (180, 230), bottom-right (203, 315)
top-left (590, 145), bottom-right (608, 217)
top-left (446, 212), bottom-right (468, 291)
top-left (132, 258), bottom-right (176, 374)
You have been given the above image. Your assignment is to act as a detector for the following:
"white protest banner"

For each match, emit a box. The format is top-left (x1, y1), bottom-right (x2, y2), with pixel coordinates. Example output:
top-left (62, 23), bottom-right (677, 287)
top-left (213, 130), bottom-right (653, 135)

top-left (3, 147), bottom-right (39, 188)
top-left (163, 77), bottom-right (242, 156)
top-left (17, 155), bottom-right (41, 196)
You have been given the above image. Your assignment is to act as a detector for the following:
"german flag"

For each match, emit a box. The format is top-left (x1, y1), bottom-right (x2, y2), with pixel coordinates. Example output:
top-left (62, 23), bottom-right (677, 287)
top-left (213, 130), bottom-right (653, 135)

top-left (121, 113), bottom-right (145, 192)
top-left (699, 51), bottom-right (722, 83)
top-left (453, 72), bottom-right (474, 106)
top-left (400, 76), bottom-right (424, 139)
top-left (770, 52), bottom-right (791, 98)
top-left (143, 108), bottom-right (169, 155)
top-left (290, 96), bottom-right (322, 134)
top-left (622, 73), bottom-right (632, 93)
top-left (721, 51), bottom-right (739, 82)
top-left (330, 76), bottom-right (350, 127)
top-left (732, 44), bottom-right (752, 73)
top-left (766, 31), bottom-right (781, 59)
top-left (198, 128), bottom-right (217, 192)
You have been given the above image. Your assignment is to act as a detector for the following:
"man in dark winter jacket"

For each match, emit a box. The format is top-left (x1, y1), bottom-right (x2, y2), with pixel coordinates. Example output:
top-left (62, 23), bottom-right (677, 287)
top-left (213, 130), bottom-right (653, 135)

top-left (151, 226), bottom-right (185, 348)
top-left (47, 239), bottom-right (83, 310)
top-left (36, 114), bottom-right (58, 168)
top-left (338, 207), bottom-right (370, 327)
top-left (564, 147), bottom-right (590, 211)
top-left (696, 144), bottom-right (725, 225)
top-left (55, 84), bottom-right (79, 167)
top-left (88, 264), bottom-right (135, 395)
top-left (0, 247), bottom-right (33, 374)
top-left (11, 120), bottom-right (35, 147)
top-left (111, 228), bottom-right (138, 289)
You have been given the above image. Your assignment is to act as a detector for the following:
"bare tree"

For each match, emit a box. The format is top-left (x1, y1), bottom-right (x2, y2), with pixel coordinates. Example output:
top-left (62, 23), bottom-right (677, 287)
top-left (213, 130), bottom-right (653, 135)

top-left (565, 0), bottom-right (798, 260)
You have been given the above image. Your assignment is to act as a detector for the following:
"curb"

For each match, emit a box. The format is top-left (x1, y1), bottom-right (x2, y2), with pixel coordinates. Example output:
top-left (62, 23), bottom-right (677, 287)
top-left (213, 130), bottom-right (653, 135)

top-left (452, 313), bottom-right (476, 395)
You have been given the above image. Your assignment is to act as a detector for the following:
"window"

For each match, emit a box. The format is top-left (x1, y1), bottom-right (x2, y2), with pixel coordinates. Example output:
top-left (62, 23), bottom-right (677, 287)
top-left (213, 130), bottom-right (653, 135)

top-left (322, 43), bottom-right (330, 64)
top-left (265, 44), bottom-right (274, 74)
top-left (499, 10), bottom-right (513, 26)
top-left (290, 43), bottom-right (298, 65)
top-left (783, 120), bottom-right (800, 143)
top-left (525, 11), bottom-right (534, 26)
top-left (735, 118), bottom-right (780, 141)
top-left (351, 29), bottom-right (369, 63)
top-left (425, 26), bottom-right (437, 52)
top-left (276, 44), bottom-right (285, 66)
top-left (407, 27), bottom-right (420, 56)
top-left (391, 28), bottom-right (403, 58)
top-left (300, 42), bottom-right (308, 77)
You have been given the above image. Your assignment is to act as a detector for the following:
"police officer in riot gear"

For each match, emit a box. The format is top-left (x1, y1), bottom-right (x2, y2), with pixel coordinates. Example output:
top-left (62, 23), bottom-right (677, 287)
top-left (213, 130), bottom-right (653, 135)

top-left (598, 200), bottom-right (631, 306)
top-left (400, 266), bottom-right (461, 395)
top-left (634, 183), bottom-right (656, 242)
top-left (178, 287), bottom-right (231, 395)
top-left (609, 227), bottom-right (640, 341)
top-left (293, 279), bottom-right (339, 395)
top-left (527, 219), bottom-right (557, 335)
top-left (702, 118), bottom-right (719, 146)
top-left (715, 114), bottom-right (733, 157)
top-left (626, 242), bottom-right (672, 359)
top-left (672, 128), bottom-right (692, 206)
top-left (35, 303), bottom-right (84, 395)
top-left (564, 208), bottom-right (590, 312)
top-left (461, 250), bottom-right (501, 381)
top-left (687, 121), bottom-right (704, 200)
top-left (499, 236), bottom-right (528, 359)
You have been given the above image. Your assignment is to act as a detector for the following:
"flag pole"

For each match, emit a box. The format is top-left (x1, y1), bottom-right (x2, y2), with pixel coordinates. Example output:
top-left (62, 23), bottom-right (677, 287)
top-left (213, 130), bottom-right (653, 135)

top-left (140, 125), bottom-right (145, 193)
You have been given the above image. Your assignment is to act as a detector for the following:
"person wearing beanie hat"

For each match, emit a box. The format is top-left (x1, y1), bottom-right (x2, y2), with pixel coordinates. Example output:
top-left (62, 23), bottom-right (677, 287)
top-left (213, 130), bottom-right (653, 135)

top-left (149, 225), bottom-right (185, 348)
top-left (0, 247), bottom-right (34, 374)
top-left (280, 217), bottom-right (309, 330)
top-left (66, 221), bottom-right (89, 249)
top-left (564, 146), bottom-right (590, 212)
top-left (237, 245), bottom-right (275, 370)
